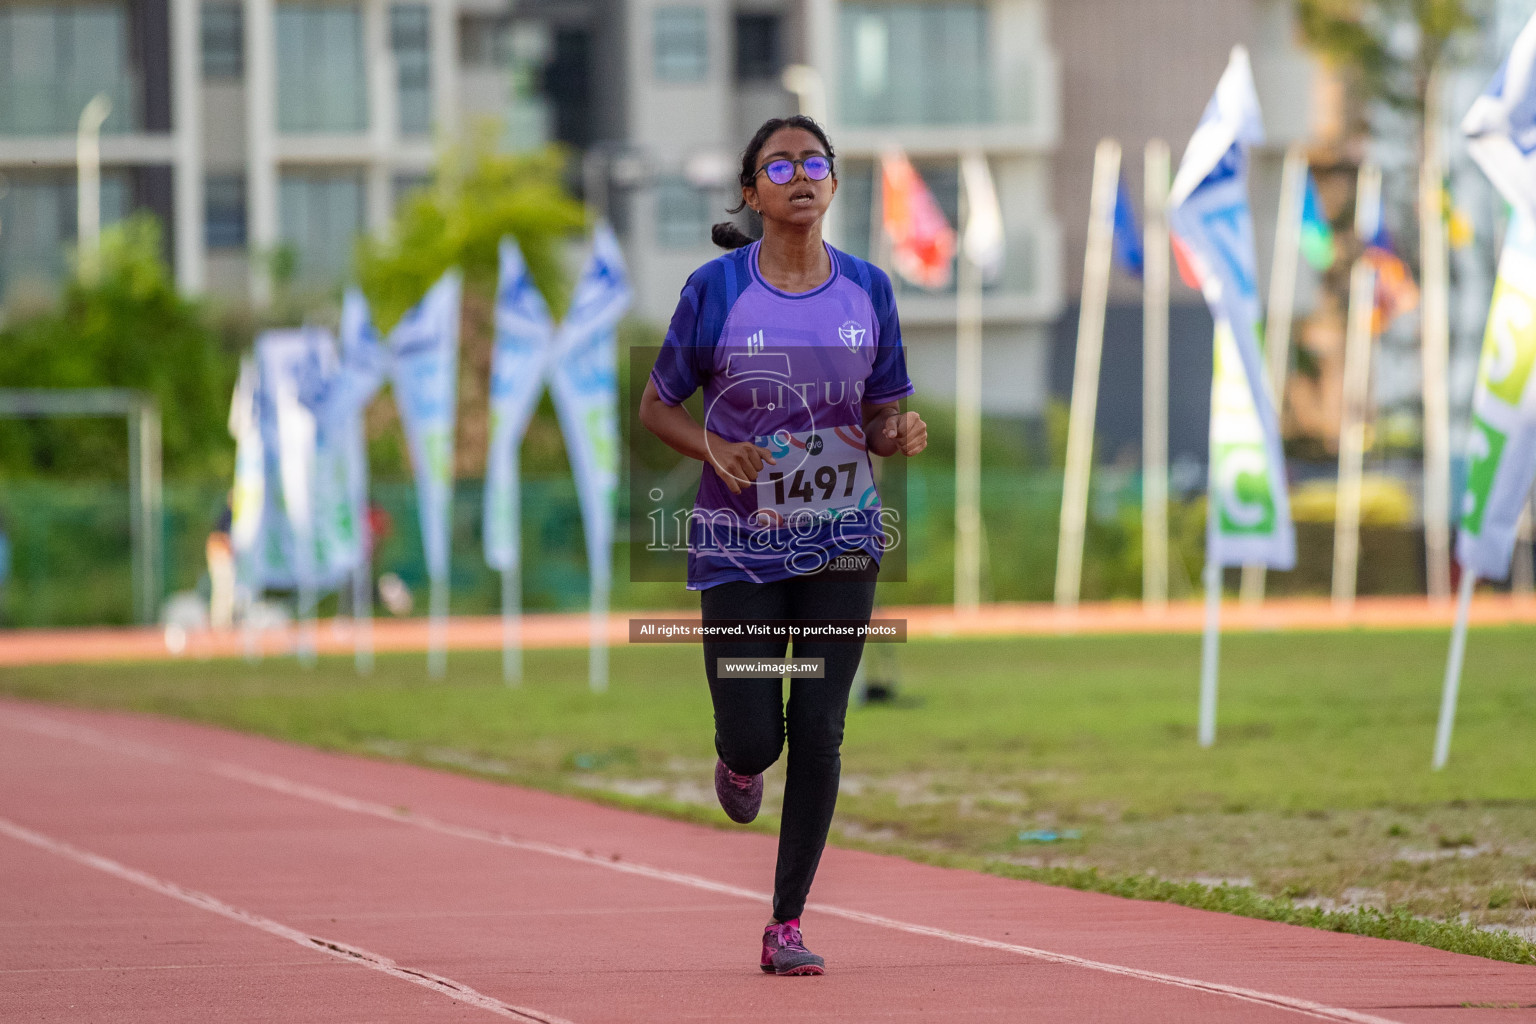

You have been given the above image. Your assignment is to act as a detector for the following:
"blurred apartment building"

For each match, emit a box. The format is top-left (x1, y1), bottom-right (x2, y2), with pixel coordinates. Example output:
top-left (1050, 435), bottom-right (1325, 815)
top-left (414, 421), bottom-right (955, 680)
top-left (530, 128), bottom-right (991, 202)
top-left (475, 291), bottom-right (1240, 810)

top-left (558, 0), bottom-right (1066, 418)
top-left (0, 0), bottom-right (461, 304)
top-left (0, 0), bottom-right (1315, 424)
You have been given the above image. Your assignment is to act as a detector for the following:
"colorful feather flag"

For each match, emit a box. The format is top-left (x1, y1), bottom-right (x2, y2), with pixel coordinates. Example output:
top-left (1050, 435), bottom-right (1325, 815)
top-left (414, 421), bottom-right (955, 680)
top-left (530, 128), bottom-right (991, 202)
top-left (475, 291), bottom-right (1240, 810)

top-left (1112, 174), bottom-right (1144, 278)
top-left (1442, 185), bottom-right (1475, 251)
top-left (1299, 171), bottom-right (1335, 271)
top-left (1170, 233), bottom-right (1205, 290)
top-left (880, 150), bottom-right (956, 290)
top-left (1358, 189), bottom-right (1420, 333)
top-left (959, 152), bottom-right (1005, 280)
top-left (1458, 11), bottom-right (1536, 580)
top-left (1168, 45), bottom-right (1295, 572)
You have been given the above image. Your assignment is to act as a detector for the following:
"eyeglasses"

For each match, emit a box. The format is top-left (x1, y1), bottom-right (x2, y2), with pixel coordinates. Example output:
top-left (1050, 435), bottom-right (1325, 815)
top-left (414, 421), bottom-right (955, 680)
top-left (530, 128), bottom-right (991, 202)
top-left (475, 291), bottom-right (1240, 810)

top-left (753, 155), bottom-right (833, 187)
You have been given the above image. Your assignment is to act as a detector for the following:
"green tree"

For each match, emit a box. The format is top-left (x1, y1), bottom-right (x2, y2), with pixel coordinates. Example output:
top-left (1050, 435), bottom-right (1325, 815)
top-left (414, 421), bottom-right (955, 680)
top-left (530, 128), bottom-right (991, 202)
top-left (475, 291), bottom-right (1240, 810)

top-left (1294, 0), bottom-right (1480, 119)
top-left (355, 129), bottom-right (588, 479)
top-left (0, 215), bottom-right (239, 480)
top-left (356, 128), bottom-right (587, 330)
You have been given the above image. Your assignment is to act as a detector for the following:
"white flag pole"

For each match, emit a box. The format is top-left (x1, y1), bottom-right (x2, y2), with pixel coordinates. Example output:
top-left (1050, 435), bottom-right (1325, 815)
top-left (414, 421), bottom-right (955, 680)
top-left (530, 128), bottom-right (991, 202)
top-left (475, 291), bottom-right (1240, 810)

top-left (243, 616), bottom-right (262, 662)
top-left (869, 158), bottom-right (885, 268)
top-left (588, 517), bottom-right (611, 693)
top-left (1198, 554), bottom-right (1222, 747)
top-left (501, 567), bottom-right (523, 684)
top-left (1432, 569), bottom-right (1477, 769)
top-left (353, 457), bottom-right (373, 675)
top-left (1513, 497), bottom-right (1535, 597)
top-left (1333, 162), bottom-right (1381, 609)
top-left (955, 152), bottom-right (985, 612)
top-left (352, 418), bottom-right (374, 676)
top-left (859, 156), bottom-right (886, 708)
top-left (590, 572), bottom-right (609, 693)
top-left (1421, 69), bottom-right (1455, 604)
top-left (296, 463), bottom-right (316, 669)
top-left (428, 573), bottom-right (448, 678)
top-left (298, 560), bottom-right (317, 669)
top-left (1240, 143), bottom-right (1307, 605)
top-left (76, 93), bottom-right (112, 285)
top-left (497, 451), bottom-right (524, 686)
top-left (353, 546), bottom-right (373, 674)
top-left (299, 399), bottom-right (318, 669)
top-left (1056, 138), bottom-right (1122, 608)
top-left (240, 577), bottom-right (262, 666)
top-left (1143, 139), bottom-right (1171, 610)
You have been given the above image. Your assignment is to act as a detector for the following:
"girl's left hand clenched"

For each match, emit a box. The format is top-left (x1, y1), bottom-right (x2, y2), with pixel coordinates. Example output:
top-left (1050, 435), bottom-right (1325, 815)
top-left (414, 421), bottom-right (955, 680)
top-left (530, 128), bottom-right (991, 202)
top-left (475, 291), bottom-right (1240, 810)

top-left (882, 411), bottom-right (928, 456)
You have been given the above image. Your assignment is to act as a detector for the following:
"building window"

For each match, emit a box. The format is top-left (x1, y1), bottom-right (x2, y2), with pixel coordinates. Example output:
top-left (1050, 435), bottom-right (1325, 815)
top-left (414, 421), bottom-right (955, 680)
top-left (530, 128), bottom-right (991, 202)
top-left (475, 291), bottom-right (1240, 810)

top-left (838, 3), bottom-right (990, 127)
top-left (0, 170), bottom-right (129, 299)
top-left (655, 177), bottom-right (710, 249)
top-left (734, 13), bottom-right (780, 84)
top-left (544, 27), bottom-right (590, 148)
top-left (204, 174), bottom-right (246, 248)
top-left (0, 4), bottom-right (138, 135)
top-left (459, 13), bottom-right (511, 67)
top-left (279, 170), bottom-right (364, 279)
top-left (202, 2), bottom-right (243, 78)
top-left (391, 4), bottom-right (431, 136)
top-left (275, 3), bottom-right (368, 133)
top-left (653, 7), bottom-right (707, 82)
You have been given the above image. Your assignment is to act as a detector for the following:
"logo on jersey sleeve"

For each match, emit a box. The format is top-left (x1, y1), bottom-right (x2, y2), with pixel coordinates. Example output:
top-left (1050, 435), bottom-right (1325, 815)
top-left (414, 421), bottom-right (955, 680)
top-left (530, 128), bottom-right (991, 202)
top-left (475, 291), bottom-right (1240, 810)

top-left (839, 321), bottom-right (866, 352)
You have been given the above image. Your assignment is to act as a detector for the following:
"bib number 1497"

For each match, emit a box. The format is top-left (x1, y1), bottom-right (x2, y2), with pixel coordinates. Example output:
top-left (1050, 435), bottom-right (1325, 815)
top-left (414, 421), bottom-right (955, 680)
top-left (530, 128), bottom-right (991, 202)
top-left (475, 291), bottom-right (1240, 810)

top-left (753, 426), bottom-right (876, 523)
top-left (766, 462), bottom-right (859, 505)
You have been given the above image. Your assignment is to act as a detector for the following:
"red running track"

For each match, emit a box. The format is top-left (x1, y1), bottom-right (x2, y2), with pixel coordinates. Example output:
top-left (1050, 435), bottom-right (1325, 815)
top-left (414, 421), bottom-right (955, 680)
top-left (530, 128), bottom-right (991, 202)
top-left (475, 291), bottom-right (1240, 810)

top-left (1, 699), bottom-right (1531, 1023)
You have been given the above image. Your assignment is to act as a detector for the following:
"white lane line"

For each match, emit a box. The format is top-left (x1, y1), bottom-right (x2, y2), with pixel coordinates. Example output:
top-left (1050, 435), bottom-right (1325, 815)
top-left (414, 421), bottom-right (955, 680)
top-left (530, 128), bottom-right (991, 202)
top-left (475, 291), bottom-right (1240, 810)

top-left (0, 815), bottom-right (575, 1024)
top-left (3, 711), bottom-right (1403, 1024)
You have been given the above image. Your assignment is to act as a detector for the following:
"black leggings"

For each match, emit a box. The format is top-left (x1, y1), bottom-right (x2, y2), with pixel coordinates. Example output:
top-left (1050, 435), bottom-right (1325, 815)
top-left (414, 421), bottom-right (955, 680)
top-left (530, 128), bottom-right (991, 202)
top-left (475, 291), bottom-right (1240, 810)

top-left (700, 562), bottom-right (878, 922)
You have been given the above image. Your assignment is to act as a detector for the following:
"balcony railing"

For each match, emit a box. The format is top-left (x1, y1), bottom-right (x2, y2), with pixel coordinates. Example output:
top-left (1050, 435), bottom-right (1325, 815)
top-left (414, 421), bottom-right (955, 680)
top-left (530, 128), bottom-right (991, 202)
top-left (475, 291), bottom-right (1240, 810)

top-left (830, 52), bottom-right (1059, 155)
top-left (838, 54), bottom-right (1051, 131)
top-left (835, 3), bottom-right (1056, 142)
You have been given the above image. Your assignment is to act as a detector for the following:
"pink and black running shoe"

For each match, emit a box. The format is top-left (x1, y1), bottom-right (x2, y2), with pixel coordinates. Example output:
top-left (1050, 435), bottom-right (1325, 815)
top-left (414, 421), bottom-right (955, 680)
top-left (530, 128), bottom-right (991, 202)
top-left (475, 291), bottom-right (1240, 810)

top-left (714, 759), bottom-right (764, 823)
top-left (761, 918), bottom-right (825, 975)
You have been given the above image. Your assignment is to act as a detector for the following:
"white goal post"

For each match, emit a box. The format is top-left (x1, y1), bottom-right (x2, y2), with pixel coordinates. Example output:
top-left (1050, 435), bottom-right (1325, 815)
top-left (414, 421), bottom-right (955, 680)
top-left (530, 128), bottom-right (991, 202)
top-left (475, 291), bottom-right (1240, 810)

top-left (0, 388), bottom-right (162, 624)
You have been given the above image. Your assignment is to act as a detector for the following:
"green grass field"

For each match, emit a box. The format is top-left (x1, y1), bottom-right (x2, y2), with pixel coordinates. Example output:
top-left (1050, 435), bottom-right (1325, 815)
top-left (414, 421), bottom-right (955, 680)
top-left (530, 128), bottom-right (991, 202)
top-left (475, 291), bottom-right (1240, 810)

top-left (4, 626), bottom-right (1535, 963)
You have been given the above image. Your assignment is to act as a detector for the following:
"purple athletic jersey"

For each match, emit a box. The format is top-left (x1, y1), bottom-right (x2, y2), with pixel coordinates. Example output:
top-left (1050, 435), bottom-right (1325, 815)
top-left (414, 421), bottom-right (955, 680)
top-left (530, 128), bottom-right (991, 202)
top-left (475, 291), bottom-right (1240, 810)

top-left (650, 240), bottom-right (914, 590)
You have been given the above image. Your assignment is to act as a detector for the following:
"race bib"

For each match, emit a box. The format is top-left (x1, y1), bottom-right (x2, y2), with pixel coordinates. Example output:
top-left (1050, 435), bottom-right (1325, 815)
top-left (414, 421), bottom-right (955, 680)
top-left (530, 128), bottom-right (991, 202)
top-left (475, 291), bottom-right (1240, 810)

top-left (751, 425), bottom-right (878, 528)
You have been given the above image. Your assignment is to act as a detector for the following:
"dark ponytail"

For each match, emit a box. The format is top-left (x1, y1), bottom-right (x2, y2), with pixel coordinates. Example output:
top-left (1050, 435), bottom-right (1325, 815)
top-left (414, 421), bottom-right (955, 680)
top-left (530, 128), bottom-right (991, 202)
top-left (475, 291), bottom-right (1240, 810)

top-left (711, 114), bottom-right (836, 250)
top-left (712, 222), bottom-right (755, 249)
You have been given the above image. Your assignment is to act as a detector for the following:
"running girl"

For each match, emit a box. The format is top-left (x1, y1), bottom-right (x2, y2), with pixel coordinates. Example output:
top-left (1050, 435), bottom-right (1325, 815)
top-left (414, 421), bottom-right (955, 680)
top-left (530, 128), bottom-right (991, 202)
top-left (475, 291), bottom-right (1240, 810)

top-left (639, 115), bottom-right (927, 975)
